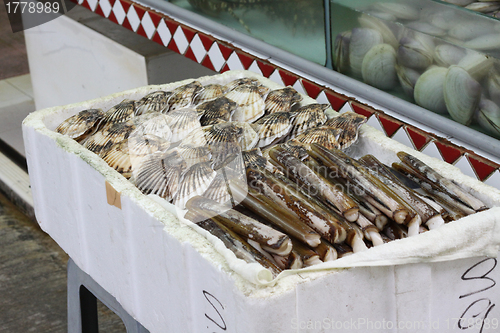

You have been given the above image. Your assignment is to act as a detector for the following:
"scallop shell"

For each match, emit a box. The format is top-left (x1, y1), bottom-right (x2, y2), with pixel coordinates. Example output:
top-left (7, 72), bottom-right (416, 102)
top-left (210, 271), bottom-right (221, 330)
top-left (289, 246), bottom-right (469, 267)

top-left (281, 140), bottom-right (309, 161)
top-left (165, 108), bottom-right (202, 143)
top-left (175, 145), bottom-right (212, 168)
top-left (202, 170), bottom-right (233, 204)
top-left (289, 104), bottom-right (328, 139)
top-left (135, 91), bottom-right (170, 115)
top-left (131, 112), bottom-right (172, 141)
top-left (196, 96), bottom-right (238, 126)
top-left (242, 148), bottom-right (267, 169)
top-left (324, 112), bottom-right (367, 149)
top-left (167, 81), bottom-right (203, 112)
top-left (226, 84), bottom-right (268, 123)
top-left (179, 127), bottom-right (208, 148)
top-left (173, 161), bottom-right (217, 209)
top-left (233, 122), bottom-right (259, 150)
top-left (101, 99), bottom-right (136, 126)
top-left (133, 150), bottom-right (186, 200)
top-left (55, 108), bottom-right (104, 142)
top-left (252, 112), bottom-right (293, 148)
top-left (204, 122), bottom-right (244, 169)
top-left (101, 134), bottom-right (169, 178)
top-left (264, 87), bottom-right (302, 114)
top-left (84, 121), bottom-right (136, 156)
top-left (294, 126), bottom-right (340, 151)
top-left (193, 84), bottom-right (224, 104)
top-left (223, 78), bottom-right (262, 92)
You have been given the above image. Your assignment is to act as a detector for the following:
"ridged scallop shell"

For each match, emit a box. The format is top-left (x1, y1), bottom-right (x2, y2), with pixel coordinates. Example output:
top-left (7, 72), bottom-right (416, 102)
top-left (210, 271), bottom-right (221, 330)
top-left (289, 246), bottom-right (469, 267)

top-left (204, 122), bottom-right (243, 169)
top-left (282, 140), bottom-right (309, 160)
top-left (84, 121), bottom-right (136, 156)
top-left (202, 171), bottom-right (233, 204)
top-left (167, 81), bottom-right (203, 112)
top-left (294, 126), bottom-right (341, 150)
top-left (324, 112), bottom-right (367, 149)
top-left (223, 78), bottom-right (261, 92)
top-left (193, 84), bottom-right (224, 104)
top-left (101, 134), bottom-right (169, 178)
top-left (175, 145), bottom-right (211, 168)
top-left (55, 108), bottom-right (104, 142)
top-left (165, 108), bottom-right (202, 143)
top-left (196, 96), bottom-right (237, 126)
top-left (101, 99), bottom-right (136, 126)
top-left (226, 85), bottom-right (268, 123)
top-left (179, 127), bottom-right (208, 148)
top-left (242, 148), bottom-right (266, 169)
top-left (289, 104), bottom-right (328, 139)
top-left (252, 112), bottom-right (293, 148)
top-left (133, 150), bottom-right (186, 200)
top-left (135, 91), bottom-right (170, 115)
top-left (264, 87), bottom-right (302, 114)
top-left (173, 161), bottom-right (217, 209)
top-left (131, 112), bottom-right (172, 141)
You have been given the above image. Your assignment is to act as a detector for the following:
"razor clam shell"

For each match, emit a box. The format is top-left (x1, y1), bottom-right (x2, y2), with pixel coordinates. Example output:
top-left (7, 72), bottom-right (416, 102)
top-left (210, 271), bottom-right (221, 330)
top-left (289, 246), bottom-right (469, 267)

top-left (55, 108), bottom-right (104, 142)
top-left (101, 99), bottom-right (136, 126)
top-left (289, 104), bottom-right (328, 139)
top-left (281, 140), bottom-right (309, 161)
top-left (252, 112), bottom-right (293, 148)
top-left (226, 84), bottom-right (268, 123)
top-left (84, 121), bottom-right (136, 156)
top-left (132, 150), bottom-right (186, 200)
top-left (175, 145), bottom-right (212, 167)
top-left (324, 112), bottom-right (367, 149)
top-left (165, 107), bottom-right (202, 143)
top-left (264, 87), bottom-right (302, 114)
top-left (294, 126), bottom-right (341, 151)
top-left (173, 161), bottom-right (217, 209)
top-left (196, 96), bottom-right (237, 126)
top-left (131, 112), bottom-right (172, 141)
top-left (414, 67), bottom-right (448, 115)
top-left (361, 43), bottom-right (398, 90)
top-left (193, 84), bottom-right (224, 104)
top-left (349, 28), bottom-right (384, 78)
top-left (223, 78), bottom-right (262, 92)
top-left (167, 81), bottom-right (203, 112)
top-left (135, 91), bottom-right (170, 115)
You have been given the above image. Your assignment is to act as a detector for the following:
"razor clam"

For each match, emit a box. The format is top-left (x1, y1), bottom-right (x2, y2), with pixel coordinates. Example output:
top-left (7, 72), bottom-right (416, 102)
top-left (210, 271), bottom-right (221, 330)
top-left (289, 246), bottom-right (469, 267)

top-left (165, 107), bottom-right (202, 143)
top-left (395, 64), bottom-right (420, 98)
top-left (333, 242), bottom-right (353, 258)
top-left (324, 112), bottom-right (367, 149)
top-left (264, 87), bottom-right (302, 114)
top-left (131, 112), bottom-right (172, 141)
top-left (333, 31), bottom-right (351, 74)
top-left (397, 151), bottom-right (487, 212)
top-left (289, 238), bottom-right (322, 267)
top-left (100, 99), bottom-right (136, 126)
top-left (349, 28), bottom-right (384, 78)
top-left (135, 91), bottom-right (170, 115)
top-left (476, 98), bottom-right (500, 138)
top-left (293, 126), bottom-right (340, 151)
top-left (230, 182), bottom-right (322, 247)
top-left (226, 84), bottom-right (269, 123)
top-left (84, 121), bottom-right (136, 156)
top-left (252, 112), bottom-right (293, 148)
top-left (443, 65), bottom-right (482, 125)
top-left (101, 134), bottom-right (169, 179)
top-left (223, 77), bottom-right (262, 92)
top-left (166, 81), bottom-right (203, 112)
top-left (414, 67), bottom-right (448, 115)
top-left (193, 84), bottom-right (224, 104)
top-left (289, 104), bottom-right (328, 139)
top-left (433, 44), bottom-right (467, 68)
top-left (186, 196), bottom-right (292, 255)
top-left (356, 214), bottom-right (384, 246)
top-left (132, 149), bottom-right (186, 200)
top-left (307, 144), bottom-right (409, 224)
top-left (247, 166), bottom-right (347, 245)
top-left (55, 108), bottom-right (104, 142)
top-left (280, 140), bottom-right (309, 161)
top-left (191, 218), bottom-right (282, 277)
top-left (361, 43), bottom-right (398, 90)
top-left (315, 239), bottom-right (338, 262)
top-left (273, 251), bottom-right (303, 270)
top-left (268, 145), bottom-right (359, 222)
top-left (173, 161), bottom-right (216, 209)
top-left (383, 221), bottom-right (408, 240)
top-left (196, 96), bottom-right (238, 126)
top-left (354, 197), bottom-right (389, 231)
top-left (397, 36), bottom-right (434, 71)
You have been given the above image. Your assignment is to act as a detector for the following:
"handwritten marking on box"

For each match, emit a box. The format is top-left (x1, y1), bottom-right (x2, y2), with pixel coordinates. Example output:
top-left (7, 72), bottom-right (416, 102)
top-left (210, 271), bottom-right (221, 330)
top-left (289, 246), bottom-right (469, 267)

top-left (105, 181), bottom-right (121, 209)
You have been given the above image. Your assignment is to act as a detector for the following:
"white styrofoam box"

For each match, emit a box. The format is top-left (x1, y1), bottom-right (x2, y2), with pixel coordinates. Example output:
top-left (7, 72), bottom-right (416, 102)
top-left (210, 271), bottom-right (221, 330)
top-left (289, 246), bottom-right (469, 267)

top-left (23, 71), bottom-right (500, 332)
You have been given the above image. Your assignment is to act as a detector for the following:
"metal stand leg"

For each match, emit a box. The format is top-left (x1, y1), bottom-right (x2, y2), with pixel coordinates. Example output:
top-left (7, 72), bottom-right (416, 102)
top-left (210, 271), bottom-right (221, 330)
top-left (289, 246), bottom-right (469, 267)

top-left (67, 258), bottom-right (149, 333)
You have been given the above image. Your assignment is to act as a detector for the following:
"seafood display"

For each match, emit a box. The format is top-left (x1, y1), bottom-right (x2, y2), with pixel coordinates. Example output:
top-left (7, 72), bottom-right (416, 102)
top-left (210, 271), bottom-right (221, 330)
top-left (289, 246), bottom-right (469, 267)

top-left (54, 75), bottom-right (489, 277)
top-left (441, 0), bottom-right (500, 18)
top-left (331, 0), bottom-right (500, 139)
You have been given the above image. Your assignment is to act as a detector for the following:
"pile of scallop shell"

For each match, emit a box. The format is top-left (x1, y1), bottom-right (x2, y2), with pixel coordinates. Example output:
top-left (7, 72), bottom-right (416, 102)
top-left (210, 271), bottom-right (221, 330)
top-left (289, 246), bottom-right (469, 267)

top-left (333, 1), bottom-right (500, 138)
top-left (54, 77), bottom-right (488, 276)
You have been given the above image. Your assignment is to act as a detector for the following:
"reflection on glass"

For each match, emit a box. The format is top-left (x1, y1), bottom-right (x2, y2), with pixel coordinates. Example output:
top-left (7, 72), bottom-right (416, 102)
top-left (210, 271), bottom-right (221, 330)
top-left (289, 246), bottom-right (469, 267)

top-left (169, 0), bottom-right (327, 66)
top-left (331, 0), bottom-right (500, 140)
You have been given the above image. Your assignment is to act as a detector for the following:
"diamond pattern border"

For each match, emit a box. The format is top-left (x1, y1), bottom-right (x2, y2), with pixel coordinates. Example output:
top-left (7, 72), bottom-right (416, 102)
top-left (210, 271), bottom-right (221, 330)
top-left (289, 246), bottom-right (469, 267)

top-left (75, 0), bottom-right (500, 184)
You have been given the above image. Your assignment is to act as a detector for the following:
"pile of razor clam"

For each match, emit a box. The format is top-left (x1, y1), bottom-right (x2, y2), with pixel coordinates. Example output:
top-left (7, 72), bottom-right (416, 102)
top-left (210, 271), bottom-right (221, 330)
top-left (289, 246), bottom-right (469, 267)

top-left (54, 77), bottom-right (488, 276)
top-left (334, 1), bottom-right (500, 138)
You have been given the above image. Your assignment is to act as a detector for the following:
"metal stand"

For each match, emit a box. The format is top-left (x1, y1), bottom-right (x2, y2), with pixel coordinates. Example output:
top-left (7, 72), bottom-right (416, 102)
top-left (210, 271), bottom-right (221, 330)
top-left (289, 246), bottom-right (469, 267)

top-left (67, 259), bottom-right (149, 333)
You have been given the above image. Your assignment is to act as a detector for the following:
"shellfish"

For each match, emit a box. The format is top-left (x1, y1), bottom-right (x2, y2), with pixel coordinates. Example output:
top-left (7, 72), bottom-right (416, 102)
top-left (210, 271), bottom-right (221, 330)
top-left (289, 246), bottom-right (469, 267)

top-left (264, 87), bottom-right (302, 114)
top-left (135, 91), bottom-right (170, 115)
top-left (193, 83), bottom-right (224, 104)
top-left (288, 104), bottom-right (328, 139)
top-left (196, 96), bottom-right (238, 126)
top-left (166, 81), bottom-right (203, 112)
top-left (173, 161), bottom-right (217, 209)
top-left (252, 112), bottom-right (293, 148)
top-left (55, 108), bottom-right (104, 142)
top-left (226, 84), bottom-right (269, 123)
